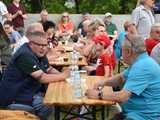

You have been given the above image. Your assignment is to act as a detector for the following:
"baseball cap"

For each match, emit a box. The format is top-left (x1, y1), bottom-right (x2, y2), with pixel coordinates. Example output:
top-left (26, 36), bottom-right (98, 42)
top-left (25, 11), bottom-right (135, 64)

top-left (105, 12), bottom-right (112, 17)
top-left (93, 34), bottom-right (111, 48)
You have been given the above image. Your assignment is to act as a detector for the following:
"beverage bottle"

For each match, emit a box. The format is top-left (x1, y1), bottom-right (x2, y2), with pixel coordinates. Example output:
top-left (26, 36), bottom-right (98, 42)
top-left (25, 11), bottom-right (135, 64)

top-left (73, 66), bottom-right (82, 98)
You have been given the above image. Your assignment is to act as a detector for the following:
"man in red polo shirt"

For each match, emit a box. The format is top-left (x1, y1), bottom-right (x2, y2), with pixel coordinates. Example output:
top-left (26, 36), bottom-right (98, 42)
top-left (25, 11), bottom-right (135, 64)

top-left (7, 0), bottom-right (27, 36)
top-left (145, 23), bottom-right (160, 55)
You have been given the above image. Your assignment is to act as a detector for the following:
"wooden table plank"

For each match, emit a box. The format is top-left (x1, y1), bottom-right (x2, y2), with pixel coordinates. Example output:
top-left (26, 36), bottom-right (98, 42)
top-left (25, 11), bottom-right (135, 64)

top-left (48, 52), bottom-right (88, 66)
top-left (44, 76), bottom-right (114, 106)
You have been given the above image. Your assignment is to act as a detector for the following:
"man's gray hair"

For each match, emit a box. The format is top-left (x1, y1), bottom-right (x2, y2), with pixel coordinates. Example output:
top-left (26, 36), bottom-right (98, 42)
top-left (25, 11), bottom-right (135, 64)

top-left (137, 0), bottom-right (145, 6)
top-left (27, 31), bottom-right (47, 42)
top-left (123, 34), bottom-right (146, 54)
top-left (151, 23), bottom-right (160, 32)
top-left (26, 22), bottom-right (44, 36)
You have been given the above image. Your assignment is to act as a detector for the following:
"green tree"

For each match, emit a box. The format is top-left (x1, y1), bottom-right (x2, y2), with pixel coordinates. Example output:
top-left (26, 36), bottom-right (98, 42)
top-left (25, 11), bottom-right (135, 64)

top-left (3, 0), bottom-right (137, 14)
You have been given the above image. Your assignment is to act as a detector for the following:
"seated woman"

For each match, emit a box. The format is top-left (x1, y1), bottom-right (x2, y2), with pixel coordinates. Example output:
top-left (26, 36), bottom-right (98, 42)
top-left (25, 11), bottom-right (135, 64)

top-left (3, 20), bottom-right (22, 49)
top-left (84, 34), bottom-right (113, 77)
top-left (0, 22), bottom-right (12, 65)
top-left (42, 20), bottom-right (58, 48)
top-left (42, 21), bottom-right (65, 61)
top-left (56, 12), bottom-right (75, 41)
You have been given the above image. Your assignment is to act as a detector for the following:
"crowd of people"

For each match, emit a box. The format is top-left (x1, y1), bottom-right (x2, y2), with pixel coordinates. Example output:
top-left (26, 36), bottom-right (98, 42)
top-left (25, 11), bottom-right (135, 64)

top-left (0, 0), bottom-right (160, 120)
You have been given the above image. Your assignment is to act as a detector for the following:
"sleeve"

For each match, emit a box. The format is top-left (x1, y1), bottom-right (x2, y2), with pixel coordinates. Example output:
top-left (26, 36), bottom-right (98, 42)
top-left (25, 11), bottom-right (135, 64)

top-left (15, 53), bottom-right (41, 75)
top-left (102, 54), bottom-right (110, 66)
top-left (131, 8), bottom-right (140, 26)
top-left (123, 65), bottom-right (150, 96)
top-left (0, 2), bottom-right (8, 15)
top-left (21, 4), bottom-right (26, 14)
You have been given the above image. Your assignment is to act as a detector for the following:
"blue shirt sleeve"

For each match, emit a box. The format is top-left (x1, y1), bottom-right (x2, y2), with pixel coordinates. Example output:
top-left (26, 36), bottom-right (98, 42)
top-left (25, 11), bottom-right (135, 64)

top-left (10, 32), bottom-right (21, 43)
top-left (123, 64), bottom-right (151, 96)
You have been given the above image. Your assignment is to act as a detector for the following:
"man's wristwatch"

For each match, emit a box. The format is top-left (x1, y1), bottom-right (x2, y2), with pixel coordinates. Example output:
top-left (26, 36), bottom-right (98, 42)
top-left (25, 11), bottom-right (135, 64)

top-left (98, 90), bottom-right (103, 100)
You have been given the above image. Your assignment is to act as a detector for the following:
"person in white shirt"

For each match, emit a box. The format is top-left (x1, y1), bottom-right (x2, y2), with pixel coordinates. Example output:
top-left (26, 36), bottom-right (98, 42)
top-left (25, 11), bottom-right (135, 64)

top-left (131, 0), bottom-right (155, 39)
top-left (0, 1), bottom-right (11, 23)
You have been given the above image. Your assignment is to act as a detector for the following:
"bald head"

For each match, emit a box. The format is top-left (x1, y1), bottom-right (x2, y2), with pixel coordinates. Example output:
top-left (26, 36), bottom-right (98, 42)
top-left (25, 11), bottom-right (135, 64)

top-left (26, 22), bottom-right (44, 37)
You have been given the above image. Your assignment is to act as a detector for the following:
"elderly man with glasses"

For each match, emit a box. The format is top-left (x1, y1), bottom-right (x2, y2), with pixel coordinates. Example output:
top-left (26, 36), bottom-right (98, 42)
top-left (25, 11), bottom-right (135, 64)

top-left (0, 31), bottom-right (70, 120)
top-left (85, 34), bottom-right (160, 120)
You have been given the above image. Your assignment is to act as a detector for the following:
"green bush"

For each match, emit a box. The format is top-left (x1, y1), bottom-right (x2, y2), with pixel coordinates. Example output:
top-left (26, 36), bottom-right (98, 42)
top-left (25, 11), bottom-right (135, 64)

top-left (4, 0), bottom-right (137, 14)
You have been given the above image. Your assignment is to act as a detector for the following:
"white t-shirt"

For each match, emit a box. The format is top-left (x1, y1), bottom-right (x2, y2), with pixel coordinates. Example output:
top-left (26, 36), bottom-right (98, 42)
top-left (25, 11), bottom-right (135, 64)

top-left (13, 36), bottom-right (29, 54)
top-left (0, 1), bottom-right (8, 23)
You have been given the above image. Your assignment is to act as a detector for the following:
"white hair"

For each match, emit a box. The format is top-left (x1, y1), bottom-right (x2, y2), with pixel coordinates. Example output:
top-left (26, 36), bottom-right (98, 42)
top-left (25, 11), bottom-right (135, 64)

top-left (122, 34), bottom-right (146, 54)
top-left (26, 22), bottom-right (44, 36)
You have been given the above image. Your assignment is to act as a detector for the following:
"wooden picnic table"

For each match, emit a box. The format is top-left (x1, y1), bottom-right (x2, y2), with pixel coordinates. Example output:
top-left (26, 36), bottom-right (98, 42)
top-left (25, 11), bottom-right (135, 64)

top-left (48, 52), bottom-right (88, 67)
top-left (44, 76), bottom-right (114, 120)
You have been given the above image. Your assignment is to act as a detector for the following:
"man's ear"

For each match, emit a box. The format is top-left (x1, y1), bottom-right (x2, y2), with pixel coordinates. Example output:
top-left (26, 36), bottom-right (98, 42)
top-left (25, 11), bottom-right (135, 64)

top-left (126, 48), bottom-right (132, 57)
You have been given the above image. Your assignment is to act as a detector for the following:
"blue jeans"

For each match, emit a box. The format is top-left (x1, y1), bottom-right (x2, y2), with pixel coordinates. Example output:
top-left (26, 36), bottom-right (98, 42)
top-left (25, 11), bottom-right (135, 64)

top-left (32, 94), bottom-right (53, 120)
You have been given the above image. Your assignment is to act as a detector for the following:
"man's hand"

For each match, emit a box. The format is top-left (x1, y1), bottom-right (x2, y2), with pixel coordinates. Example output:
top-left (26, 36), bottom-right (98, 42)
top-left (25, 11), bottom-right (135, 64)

top-left (93, 80), bottom-right (106, 90)
top-left (62, 68), bottom-right (70, 78)
top-left (17, 10), bottom-right (23, 16)
top-left (85, 89), bottom-right (99, 99)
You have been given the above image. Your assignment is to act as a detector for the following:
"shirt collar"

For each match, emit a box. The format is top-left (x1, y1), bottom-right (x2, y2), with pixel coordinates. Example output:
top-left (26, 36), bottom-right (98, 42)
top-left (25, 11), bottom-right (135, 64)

top-left (133, 52), bottom-right (148, 64)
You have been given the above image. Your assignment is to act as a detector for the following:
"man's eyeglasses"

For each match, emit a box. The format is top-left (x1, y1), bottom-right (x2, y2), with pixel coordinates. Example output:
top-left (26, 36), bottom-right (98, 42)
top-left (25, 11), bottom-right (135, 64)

top-left (30, 41), bottom-right (48, 48)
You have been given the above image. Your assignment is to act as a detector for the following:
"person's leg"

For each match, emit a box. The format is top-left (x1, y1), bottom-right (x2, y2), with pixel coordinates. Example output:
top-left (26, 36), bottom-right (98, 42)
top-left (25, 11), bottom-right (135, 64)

top-left (32, 94), bottom-right (53, 120)
top-left (107, 103), bottom-right (122, 120)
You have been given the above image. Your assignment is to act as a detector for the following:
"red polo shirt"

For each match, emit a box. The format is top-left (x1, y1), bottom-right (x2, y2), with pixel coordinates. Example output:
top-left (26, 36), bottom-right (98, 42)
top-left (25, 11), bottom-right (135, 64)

top-left (145, 38), bottom-right (160, 55)
top-left (96, 53), bottom-right (112, 77)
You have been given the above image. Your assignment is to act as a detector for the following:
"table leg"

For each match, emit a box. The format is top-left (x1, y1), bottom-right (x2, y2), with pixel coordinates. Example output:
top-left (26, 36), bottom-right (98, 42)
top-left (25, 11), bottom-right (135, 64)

top-left (92, 106), bottom-right (96, 120)
top-left (55, 106), bottom-right (60, 120)
top-left (101, 106), bottom-right (105, 120)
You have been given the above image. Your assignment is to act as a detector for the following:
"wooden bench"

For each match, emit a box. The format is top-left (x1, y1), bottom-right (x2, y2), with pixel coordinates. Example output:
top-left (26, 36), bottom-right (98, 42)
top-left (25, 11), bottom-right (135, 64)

top-left (0, 110), bottom-right (40, 120)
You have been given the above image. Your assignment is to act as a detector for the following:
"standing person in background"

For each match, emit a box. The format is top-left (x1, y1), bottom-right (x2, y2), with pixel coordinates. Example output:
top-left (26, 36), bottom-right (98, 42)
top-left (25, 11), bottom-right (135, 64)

top-left (77, 12), bottom-right (91, 37)
top-left (0, 0), bottom-right (12, 23)
top-left (8, 0), bottom-right (27, 36)
top-left (132, 0), bottom-right (155, 39)
top-left (103, 12), bottom-right (118, 38)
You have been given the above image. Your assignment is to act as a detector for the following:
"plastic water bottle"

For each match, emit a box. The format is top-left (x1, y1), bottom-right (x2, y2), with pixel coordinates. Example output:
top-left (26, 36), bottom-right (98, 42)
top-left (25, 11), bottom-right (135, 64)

top-left (71, 50), bottom-right (78, 65)
top-left (73, 68), bottom-right (82, 98)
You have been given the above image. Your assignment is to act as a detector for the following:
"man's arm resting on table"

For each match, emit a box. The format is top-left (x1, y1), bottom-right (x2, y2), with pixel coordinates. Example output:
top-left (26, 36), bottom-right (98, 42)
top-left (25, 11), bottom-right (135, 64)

top-left (31, 69), bottom-right (69, 84)
top-left (47, 66), bottom-right (60, 74)
top-left (104, 73), bottom-right (125, 88)
top-left (102, 89), bottom-right (131, 103)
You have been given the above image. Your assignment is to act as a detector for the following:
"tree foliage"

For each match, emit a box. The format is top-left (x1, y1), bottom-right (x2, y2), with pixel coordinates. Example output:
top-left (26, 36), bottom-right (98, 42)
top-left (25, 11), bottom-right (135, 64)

top-left (3, 0), bottom-right (137, 14)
